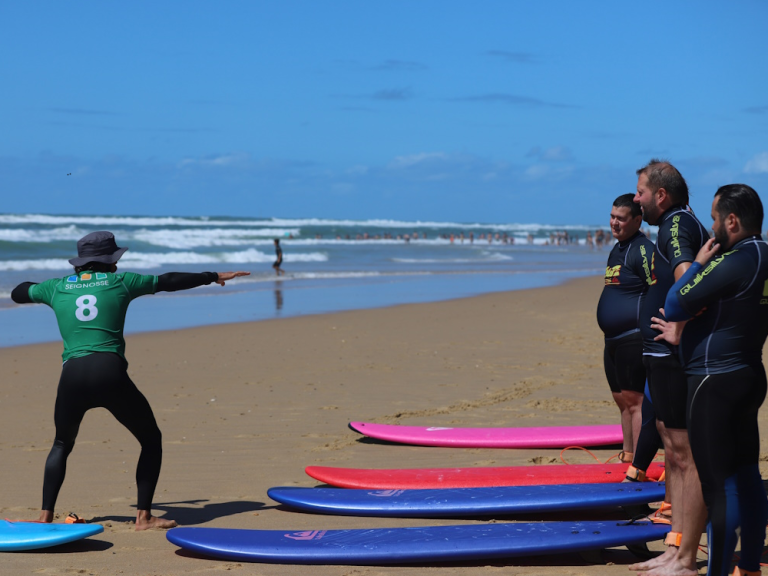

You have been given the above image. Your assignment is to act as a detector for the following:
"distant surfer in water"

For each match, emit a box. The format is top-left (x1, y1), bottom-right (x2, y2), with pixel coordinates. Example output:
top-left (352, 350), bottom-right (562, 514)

top-left (273, 238), bottom-right (285, 276)
top-left (11, 231), bottom-right (250, 530)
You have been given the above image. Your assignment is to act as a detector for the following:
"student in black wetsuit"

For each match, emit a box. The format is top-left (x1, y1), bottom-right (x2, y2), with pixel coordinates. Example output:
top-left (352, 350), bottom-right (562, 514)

top-left (654, 184), bottom-right (768, 576)
top-left (629, 160), bottom-right (708, 575)
top-left (596, 194), bottom-right (655, 463)
top-left (11, 231), bottom-right (250, 530)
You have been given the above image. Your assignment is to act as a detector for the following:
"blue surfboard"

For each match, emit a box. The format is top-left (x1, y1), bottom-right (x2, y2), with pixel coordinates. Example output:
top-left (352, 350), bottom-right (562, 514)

top-left (0, 520), bottom-right (104, 551)
top-left (267, 482), bottom-right (666, 517)
top-left (167, 521), bottom-right (669, 564)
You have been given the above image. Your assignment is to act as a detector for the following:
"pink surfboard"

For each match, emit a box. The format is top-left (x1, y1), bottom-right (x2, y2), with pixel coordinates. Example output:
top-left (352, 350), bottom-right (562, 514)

top-left (349, 422), bottom-right (623, 449)
top-left (306, 462), bottom-right (665, 489)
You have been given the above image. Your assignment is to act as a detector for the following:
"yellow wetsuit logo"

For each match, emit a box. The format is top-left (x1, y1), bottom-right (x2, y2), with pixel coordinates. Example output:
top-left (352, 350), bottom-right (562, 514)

top-left (679, 253), bottom-right (727, 295)
top-left (649, 252), bottom-right (657, 285)
top-left (670, 215), bottom-right (682, 259)
top-left (605, 265), bottom-right (622, 285)
top-left (639, 245), bottom-right (652, 286)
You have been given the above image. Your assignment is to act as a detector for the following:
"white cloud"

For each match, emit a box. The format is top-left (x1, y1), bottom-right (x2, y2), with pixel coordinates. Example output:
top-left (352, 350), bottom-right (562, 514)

top-left (525, 164), bottom-right (549, 179)
top-left (526, 146), bottom-right (573, 162)
top-left (346, 165), bottom-right (369, 175)
top-left (389, 152), bottom-right (447, 168)
top-left (541, 146), bottom-right (573, 161)
top-left (744, 152), bottom-right (768, 174)
top-left (179, 153), bottom-right (249, 168)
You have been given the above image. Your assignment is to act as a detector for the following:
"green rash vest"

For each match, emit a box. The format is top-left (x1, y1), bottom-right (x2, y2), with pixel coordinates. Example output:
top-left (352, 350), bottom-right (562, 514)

top-left (28, 271), bottom-right (158, 362)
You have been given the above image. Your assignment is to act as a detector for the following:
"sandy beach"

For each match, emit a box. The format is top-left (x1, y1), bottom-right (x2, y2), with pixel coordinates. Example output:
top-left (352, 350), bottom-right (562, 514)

top-left (2, 275), bottom-right (765, 575)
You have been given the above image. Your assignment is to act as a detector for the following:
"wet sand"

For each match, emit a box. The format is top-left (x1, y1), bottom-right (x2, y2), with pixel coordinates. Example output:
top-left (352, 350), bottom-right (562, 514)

top-left (1, 276), bottom-right (762, 575)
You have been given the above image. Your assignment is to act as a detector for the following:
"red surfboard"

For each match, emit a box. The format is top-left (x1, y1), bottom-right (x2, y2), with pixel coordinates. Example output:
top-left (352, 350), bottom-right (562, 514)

top-left (306, 462), bottom-right (664, 489)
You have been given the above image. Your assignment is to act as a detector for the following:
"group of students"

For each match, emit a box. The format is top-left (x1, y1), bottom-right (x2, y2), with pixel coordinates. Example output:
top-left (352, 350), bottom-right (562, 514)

top-left (598, 159), bottom-right (768, 576)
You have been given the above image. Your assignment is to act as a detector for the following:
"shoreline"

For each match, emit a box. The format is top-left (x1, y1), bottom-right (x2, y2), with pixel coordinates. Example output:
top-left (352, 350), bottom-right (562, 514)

top-left (2, 275), bottom-right (764, 575)
top-left (0, 267), bottom-right (601, 349)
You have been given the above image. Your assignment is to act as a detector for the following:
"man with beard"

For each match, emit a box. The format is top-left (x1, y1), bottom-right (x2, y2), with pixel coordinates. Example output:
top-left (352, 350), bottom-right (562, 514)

top-left (630, 160), bottom-right (708, 576)
top-left (653, 184), bottom-right (768, 576)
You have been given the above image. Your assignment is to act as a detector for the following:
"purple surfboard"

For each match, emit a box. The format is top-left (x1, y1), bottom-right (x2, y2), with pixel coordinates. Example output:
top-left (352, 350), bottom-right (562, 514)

top-left (349, 422), bottom-right (623, 449)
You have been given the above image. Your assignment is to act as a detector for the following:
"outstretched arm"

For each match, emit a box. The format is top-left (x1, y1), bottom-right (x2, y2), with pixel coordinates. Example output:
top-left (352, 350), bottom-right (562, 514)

top-left (156, 271), bottom-right (250, 292)
top-left (213, 271), bottom-right (251, 286)
top-left (11, 282), bottom-right (37, 304)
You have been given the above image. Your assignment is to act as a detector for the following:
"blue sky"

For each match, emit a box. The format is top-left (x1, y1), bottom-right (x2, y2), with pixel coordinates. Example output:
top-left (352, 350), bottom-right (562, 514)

top-left (2, 1), bottom-right (767, 224)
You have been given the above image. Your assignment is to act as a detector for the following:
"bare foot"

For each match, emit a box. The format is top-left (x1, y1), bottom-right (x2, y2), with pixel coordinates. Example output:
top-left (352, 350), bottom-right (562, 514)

top-left (9, 511), bottom-right (54, 524)
top-left (643, 558), bottom-right (698, 576)
top-left (629, 546), bottom-right (677, 571)
top-left (135, 510), bottom-right (177, 531)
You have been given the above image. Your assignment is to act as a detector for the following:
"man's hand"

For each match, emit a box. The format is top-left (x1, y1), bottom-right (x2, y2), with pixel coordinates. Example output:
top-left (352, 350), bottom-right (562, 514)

top-left (215, 271), bottom-right (251, 286)
top-left (651, 307), bottom-right (685, 345)
top-left (695, 238), bottom-right (720, 266)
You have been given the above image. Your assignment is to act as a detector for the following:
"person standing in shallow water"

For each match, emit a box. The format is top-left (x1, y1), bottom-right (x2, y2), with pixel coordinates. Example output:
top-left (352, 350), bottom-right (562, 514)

top-left (10, 231), bottom-right (250, 530)
top-left (273, 238), bottom-right (285, 276)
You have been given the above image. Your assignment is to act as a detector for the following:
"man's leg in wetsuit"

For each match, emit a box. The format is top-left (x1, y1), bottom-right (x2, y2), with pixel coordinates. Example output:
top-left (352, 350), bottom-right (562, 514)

top-left (630, 356), bottom-right (706, 575)
top-left (688, 367), bottom-right (768, 576)
top-left (34, 357), bottom-right (94, 522)
top-left (101, 356), bottom-right (176, 530)
top-left (631, 383), bottom-right (662, 473)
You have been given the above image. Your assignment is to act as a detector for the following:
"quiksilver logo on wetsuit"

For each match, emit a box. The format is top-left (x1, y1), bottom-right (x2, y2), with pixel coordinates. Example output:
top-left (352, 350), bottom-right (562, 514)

top-left (680, 255), bottom-right (725, 295)
top-left (639, 245), bottom-right (652, 285)
top-left (670, 215), bottom-right (682, 258)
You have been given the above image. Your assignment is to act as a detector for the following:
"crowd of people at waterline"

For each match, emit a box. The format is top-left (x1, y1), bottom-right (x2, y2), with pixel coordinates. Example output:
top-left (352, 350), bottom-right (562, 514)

top-left (304, 230), bottom-right (613, 246)
top-left (6, 158), bottom-right (768, 576)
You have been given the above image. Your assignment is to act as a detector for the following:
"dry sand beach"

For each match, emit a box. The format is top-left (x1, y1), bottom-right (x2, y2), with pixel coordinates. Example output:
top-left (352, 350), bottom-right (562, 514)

top-left (2, 275), bottom-right (766, 575)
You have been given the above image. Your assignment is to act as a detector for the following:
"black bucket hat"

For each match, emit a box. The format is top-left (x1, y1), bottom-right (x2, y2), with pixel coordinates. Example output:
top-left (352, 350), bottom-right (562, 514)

top-left (68, 231), bottom-right (128, 266)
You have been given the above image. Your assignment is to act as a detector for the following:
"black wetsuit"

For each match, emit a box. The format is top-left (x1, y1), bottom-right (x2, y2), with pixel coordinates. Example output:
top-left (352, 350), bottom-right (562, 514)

top-left (597, 231), bottom-right (654, 393)
top-left (12, 272), bottom-right (219, 512)
top-left (273, 244), bottom-right (283, 268)
top-left (640, 207), bottom-right (707, 429)
top-left (632, 383), bottom-right (663, 474)
top-left (665, 236), bottom-right (768, 576)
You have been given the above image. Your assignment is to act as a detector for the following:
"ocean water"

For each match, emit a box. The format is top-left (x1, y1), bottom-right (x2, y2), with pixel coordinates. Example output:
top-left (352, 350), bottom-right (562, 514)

top-left (0, 214), bottom-right (617, 348)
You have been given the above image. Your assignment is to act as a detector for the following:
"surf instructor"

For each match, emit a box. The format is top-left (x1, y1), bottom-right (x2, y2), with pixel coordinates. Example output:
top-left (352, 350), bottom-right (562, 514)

top-left (11, 231), bottom-right (250, 530)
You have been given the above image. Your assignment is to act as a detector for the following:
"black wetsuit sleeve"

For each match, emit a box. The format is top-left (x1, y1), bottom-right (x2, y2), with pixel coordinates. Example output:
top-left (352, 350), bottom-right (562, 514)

top-left (156, 272), bottom-right (219, 293)
top-left (676, 252), bottom-right (745, 317)
top-left (627, 238), bottom-right (653, 287)
top-left (667, 214), bottom-right (704, 272)
top-left (11, 282), bottom-right (37, 304)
